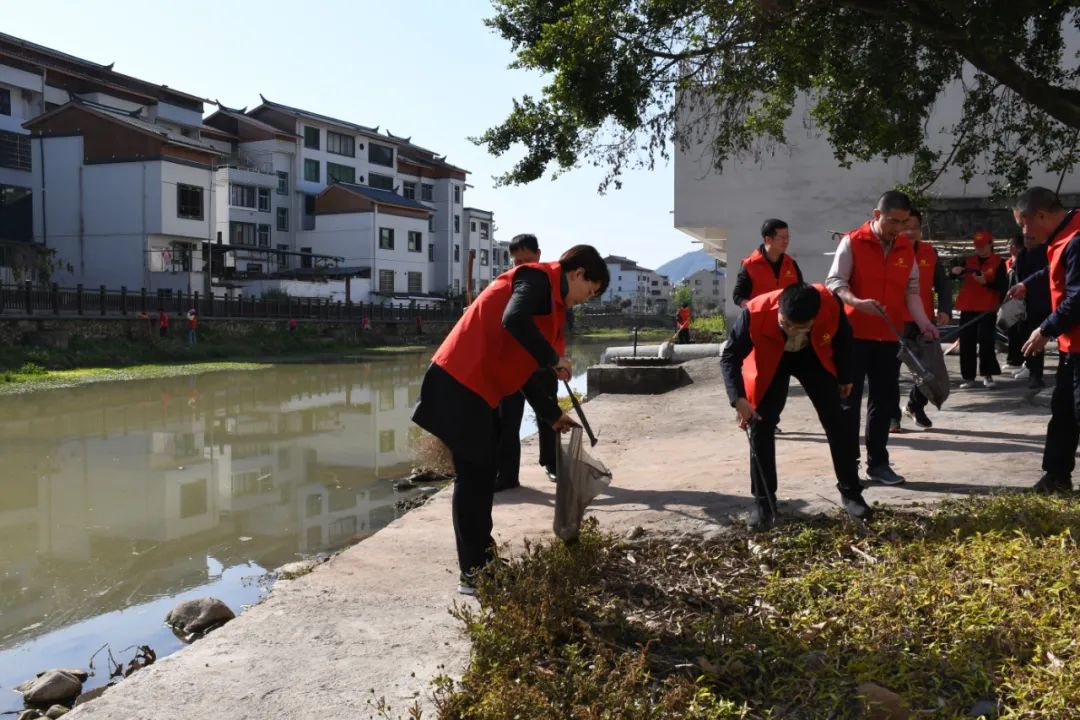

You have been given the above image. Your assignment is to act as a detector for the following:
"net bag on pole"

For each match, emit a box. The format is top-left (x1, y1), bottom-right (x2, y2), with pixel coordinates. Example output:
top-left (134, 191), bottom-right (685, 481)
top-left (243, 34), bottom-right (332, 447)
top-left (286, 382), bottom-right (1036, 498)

top-left (553, 427), bottom-right (612, 542)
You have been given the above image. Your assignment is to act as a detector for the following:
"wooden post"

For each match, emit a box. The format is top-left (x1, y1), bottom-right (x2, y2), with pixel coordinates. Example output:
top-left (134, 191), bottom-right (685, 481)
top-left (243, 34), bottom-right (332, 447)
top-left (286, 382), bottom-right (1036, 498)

top-left (76, 284), bottom-right (84, 316)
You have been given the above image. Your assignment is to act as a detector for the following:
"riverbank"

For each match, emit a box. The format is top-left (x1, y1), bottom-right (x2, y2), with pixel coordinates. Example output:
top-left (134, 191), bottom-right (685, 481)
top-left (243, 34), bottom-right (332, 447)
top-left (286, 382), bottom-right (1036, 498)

top-left (57, 349), bottom-right (1070, 719)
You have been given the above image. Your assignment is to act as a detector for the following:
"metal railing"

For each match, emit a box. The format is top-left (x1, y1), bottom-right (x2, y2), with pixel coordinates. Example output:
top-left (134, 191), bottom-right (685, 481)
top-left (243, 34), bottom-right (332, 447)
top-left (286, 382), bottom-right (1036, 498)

top-left (0, 282), bottom-right (461, 323)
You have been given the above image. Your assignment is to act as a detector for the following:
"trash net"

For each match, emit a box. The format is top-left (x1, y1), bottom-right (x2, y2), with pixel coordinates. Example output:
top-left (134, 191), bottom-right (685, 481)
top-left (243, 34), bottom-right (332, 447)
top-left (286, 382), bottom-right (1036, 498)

top-left (553, 427), bottom-right (612, 542)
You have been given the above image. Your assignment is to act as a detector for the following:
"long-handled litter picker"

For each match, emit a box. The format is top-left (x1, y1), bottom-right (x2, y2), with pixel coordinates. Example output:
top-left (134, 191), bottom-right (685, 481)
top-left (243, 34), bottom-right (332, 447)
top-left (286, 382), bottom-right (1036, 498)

top-left (745, 420), bottom-right (778, 521)
top-left (562, 378), bottom-right (598, 447)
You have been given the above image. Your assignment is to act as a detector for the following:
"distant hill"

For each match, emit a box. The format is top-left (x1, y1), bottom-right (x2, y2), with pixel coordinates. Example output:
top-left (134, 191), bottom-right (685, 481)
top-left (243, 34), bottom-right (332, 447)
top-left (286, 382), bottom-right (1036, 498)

top-left (656, 249), bottom-right (722, 284)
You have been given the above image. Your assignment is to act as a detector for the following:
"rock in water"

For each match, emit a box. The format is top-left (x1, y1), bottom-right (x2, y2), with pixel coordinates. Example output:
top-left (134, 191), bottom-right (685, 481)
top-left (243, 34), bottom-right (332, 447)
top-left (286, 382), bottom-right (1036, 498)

top-left (15, 670), bottom-right (83, 705)
top-left (165, 597), bottom-right (235, 635)
top-left (17, 710), bottom-right (43, 720)
top-left (45, 706), bottom-right (70, 719)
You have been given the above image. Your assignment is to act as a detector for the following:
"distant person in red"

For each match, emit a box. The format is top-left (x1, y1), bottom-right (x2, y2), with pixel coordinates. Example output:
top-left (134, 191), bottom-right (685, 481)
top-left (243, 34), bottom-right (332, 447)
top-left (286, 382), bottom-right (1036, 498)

top-left (732, 218), bottom-right (803, 308)
top-left (675, 303), bottom-right (692, 343)
top-left (289, 318), bottom-right (298, 333)
top-left (186, 310), bottom-right (198, 345)
top-left (951, 231), bottom-right (1006, 388)
top-left (412, 245), bottom-right (609, 595)
top-left (158, 310), bottom-right (169, 338)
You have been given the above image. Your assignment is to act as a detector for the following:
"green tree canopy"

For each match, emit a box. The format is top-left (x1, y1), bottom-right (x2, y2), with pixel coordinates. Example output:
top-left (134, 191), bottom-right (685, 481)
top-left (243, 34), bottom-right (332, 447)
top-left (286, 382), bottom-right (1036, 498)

top-left (477, 0), bottom-right (1080, 197)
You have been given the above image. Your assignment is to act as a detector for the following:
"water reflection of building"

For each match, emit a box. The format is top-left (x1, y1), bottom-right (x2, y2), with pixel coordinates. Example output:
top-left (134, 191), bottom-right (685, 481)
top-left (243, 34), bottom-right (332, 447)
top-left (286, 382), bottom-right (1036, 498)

top-left (0, 356), bottom-right (427, 648)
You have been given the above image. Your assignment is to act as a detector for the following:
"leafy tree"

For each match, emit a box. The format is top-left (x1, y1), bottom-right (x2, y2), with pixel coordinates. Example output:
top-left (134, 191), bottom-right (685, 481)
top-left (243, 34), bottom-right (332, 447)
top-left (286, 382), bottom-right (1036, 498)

top-left (672, 284), bottom-right (693, 307)
top-left (478, 1), bottom-right (1080, 198)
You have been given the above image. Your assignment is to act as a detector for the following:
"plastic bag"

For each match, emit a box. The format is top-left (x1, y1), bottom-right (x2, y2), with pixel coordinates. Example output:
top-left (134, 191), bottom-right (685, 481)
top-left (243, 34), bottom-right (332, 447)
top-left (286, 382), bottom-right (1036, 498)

top-left (997, 298), bottom-right (1026, 332)
top-left (899, 336), bottom-right (951, 409)
top-left (553, 427), bottom-right (612, 541)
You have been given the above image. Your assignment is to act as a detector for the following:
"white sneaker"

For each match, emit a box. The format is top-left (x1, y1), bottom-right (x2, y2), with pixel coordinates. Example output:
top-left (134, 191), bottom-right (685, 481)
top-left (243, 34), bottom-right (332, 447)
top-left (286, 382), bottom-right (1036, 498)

top-left (1003, 363), bottom-right (1022, 371)
top-left (1013, 367), bottom-right (1030, 380)
top-left (959, 380), bottom-right (977, 389)
top-left (983, 376), bottom-right (996, 389)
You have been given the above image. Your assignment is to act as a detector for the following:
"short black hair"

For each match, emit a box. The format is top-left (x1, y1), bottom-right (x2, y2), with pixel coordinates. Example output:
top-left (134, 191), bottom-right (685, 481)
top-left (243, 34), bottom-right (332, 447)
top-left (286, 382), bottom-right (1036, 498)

top-left (559, 245), bottom-right (610, 295)
top-left (761, 218), bottom-right (788, 239)
top-left (909, 207), bottom-right (922, 223)
top-left (1015, 186), bottom-right (1064, 215)
top-left (508, 234), bottom-right (540, 254)
top-left (877, 190), bottom-right (913, 214)
top-left (778, 283), bottom-right (821, 324)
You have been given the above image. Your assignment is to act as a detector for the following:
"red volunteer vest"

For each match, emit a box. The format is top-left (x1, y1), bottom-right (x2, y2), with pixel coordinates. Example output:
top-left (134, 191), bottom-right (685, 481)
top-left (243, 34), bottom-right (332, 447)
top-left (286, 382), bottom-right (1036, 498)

top-left (741, 248), bottom-right (799, 300)
top-left (955, 254), bottom-right (1003, 312)
top-left (1047, 211), bottom-right (1080, 353)
top-left (676, 307), bottom-right (691, 329)
top-left (903, 241), bottom-right (938, 322)
top-left (432, 262), bottom-right (566, 407)
top-left (742, 285), bottom-right (839, 408)
top-left (845, 221), bottom-right (914, 341)
top-left (1005, 257), bottom-right (1015, 273)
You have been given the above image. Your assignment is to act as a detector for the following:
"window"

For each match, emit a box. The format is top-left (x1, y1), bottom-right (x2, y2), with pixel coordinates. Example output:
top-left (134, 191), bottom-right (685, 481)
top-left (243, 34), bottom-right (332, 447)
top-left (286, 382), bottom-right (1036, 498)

top-left (407, 231), bottom-right (422, 252)
top-left (176, 184), bottom-right (203, 220)
top-left (230, 183), bottom-right (256, 208)
top-left (454, 244), bottom-right (460, 262)
top-left (454, 185), bottom-right (461, 204)
top-left (301, 247), bottom-right (313, 268)
top-left (246, 262), bottom-right (264, 274)
top-left (0, 88), bottom-right (10, 116)
top-left (403, 181), bottom-right (416, 200)
top-left (304, 194), bottom-right (316, 215)
top-left (379, 227), bottom-right (394, 250)
top-left (304, 159), bottom-right (320, 182)
top-left (368, 143), bottom-right (394, 167)
top-left (276, 171), bottom-right (288, 194)
top-left (480, 222), bottom-right (489, 240)
top-left (327, 131), bottom-right (355, 157)
top-left (379, 429), bottom-right (395, 453)
top-left (258, 187), bottom-right (271, 212)
top-left (421, 183), bottom-right (433, 201)
top-left (152, 242), bottom-right (192, 272)
top-left (304, 126), bottom-right (320, 149)
top-left (454, 215), bottom-right (460, 233)
top-left (231, 222), bottom-right (256, 245)
top-left (479, 249), bottom-right (489, 266)
top-left (428, 243), bottom-right (435, 261)
top-left (327, 162), bottom-right (355, 184)
top-left (428, 216), bottom-right (434, 232)
top-left (277, 243), bottom-right (290, 268)
top-left (276, 207), bottom-right (289, 231)
top-left (470, 221), bottom-right (476, 232)
top-left (369, 172), bottom-right (394, 190)
top-left (453, 279), bottom-right (460, 294)
top-left (258, 224), bottom-right (271, 247)
top-left (408, 271), bottom-right (423, 293)
top-left (0, 130), bottom-right (31, 170)
top-left (379, 269), bottom-right (394, 293)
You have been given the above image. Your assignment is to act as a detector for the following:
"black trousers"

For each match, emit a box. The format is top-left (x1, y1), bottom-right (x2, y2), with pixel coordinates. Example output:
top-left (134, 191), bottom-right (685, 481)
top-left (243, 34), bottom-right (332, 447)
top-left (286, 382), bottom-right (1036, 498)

top-left (959, 310), bottom-right (1001, 380)
top-left (1042, 352), bottom-right (1080, 478)
top-left (496, 372), bottom-right (557, 486)
top-left (1019, 309), bottom-right (1050, 379)
top-left (749, 348), bottom-right (862, 500)
top-left (892, 323), bottom-right (929, 420)
top-left (1006, 323), bottom-right (1025, 367)
top-left (452, 441), bottom-right (500, 577)
top-left (842, 339), bottom-right (900, 470)
top-left (677, 327), bottom-right (690, 343)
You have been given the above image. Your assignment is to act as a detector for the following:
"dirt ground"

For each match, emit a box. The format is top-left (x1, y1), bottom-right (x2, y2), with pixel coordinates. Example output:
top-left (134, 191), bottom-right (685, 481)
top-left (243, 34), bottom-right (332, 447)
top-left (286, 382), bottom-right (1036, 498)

top-left (67, 350), bottom-right (1054, 719)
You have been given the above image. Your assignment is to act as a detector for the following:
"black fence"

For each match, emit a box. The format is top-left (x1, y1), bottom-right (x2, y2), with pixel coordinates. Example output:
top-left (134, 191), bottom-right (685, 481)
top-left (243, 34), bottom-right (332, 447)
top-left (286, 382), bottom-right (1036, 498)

top-left (0, 282), bottom-right (462, 323)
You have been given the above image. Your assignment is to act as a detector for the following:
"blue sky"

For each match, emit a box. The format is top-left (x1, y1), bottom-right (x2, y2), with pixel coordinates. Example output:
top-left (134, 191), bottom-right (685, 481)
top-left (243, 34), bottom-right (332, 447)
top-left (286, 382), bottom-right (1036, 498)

top-left (7, 0), bottom-right (695, 270)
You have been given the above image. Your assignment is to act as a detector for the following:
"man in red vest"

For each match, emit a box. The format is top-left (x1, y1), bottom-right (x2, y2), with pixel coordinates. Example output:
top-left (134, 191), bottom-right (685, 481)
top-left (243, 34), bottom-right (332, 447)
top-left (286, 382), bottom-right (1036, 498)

top-left (412, 245), bottom-right (609, 593)
top-left (891, 209), bottom-right (952, 431)
top-left (675, 302), bottom-right (692, 343)
top-left (732, 218), bottom-right (804, 308)
top-left (826, 190), bottom-right (939, 486)
top-left (950, 230), bottom-right (1006, 388)
top-left (1007, 186), bottom-right (1080, 493)
top-left (721, 283), bottom-right (871, 530)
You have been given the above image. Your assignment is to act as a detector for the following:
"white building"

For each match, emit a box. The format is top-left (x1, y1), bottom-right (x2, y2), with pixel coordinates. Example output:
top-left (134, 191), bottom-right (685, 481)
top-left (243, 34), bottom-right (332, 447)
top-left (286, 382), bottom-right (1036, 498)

top-left (492, 239), bottom-right (511, 277)
top-left (462, 207), bottom-right (494, 294)
top-left (674, 30), bottom-right (1080, 321)
top-left (601, 255), bottom-right (671, 312)
top-left (680, 268), bottom-right (726, 312)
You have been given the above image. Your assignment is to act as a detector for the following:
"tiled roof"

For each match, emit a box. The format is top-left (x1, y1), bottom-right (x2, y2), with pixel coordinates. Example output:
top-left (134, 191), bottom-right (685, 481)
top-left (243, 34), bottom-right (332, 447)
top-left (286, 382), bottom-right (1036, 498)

top-left (333, 182), bottom-right (433, 212)
top-left (254, 96), bottom-right (383, 138)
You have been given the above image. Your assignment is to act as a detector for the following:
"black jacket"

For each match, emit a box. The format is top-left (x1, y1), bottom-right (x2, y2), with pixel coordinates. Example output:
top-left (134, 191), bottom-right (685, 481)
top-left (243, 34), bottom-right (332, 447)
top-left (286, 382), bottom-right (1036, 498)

top-left (1015, 243), bottom-right (1050, 316)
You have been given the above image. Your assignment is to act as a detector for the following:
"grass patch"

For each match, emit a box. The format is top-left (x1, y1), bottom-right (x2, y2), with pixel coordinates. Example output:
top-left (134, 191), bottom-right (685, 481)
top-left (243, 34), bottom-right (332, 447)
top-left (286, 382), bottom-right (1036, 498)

top-left (574, 327), bottom-right (672, 340)
top-left (0, 361), bottom-right (269, 394)
top-left (691, 314), bottom-right (727, 339)
top-left (435, 494), bottom-right (1080, 719)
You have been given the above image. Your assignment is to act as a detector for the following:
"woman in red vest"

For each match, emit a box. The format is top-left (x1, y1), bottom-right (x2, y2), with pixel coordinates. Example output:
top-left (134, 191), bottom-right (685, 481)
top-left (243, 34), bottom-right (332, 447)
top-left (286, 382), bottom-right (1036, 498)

top-left (675, 303), bottom-right (692, 343)
top-left (412, 245), bottom-right (609, 594)
top-left (720, 283), bottom-right (871, 530)
top-left (1008, 187), bottom-right (1080, 493)
top-left (951, 230), bottom-right (1006, 388)
top-left (732, 218), bottom-right (803, 308)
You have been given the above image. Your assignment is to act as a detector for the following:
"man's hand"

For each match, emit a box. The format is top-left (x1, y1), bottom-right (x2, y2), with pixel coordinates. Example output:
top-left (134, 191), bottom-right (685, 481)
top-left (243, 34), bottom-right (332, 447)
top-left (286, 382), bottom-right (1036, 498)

top-left (951, 266), bottom-right (965, 277)
top-left (973, 272), bottom-right (987, 285)
top-left (734, 398), bottom-right (760, 430)
top-left (918, 322), bottom-right (941, 340)
top-left (1007, 283), bottom-right (1028, 301)
top-left (1022, 326), bottom-right (1051, 357)
top-left (554, 358), bottom-right (572, 382)
top-left (551, 413), bottom-right (580, 433)
top-left (839, 383), bottom-right (853, 399)
top-left (936, 311), bottom-right (951, 326)
top-left (851, 298), bottom-right (886, 317)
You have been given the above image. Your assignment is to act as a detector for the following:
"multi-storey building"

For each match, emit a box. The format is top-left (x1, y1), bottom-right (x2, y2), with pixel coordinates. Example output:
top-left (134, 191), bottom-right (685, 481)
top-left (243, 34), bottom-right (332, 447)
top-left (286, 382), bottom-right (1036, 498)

top-left (492, 239), bottom-right (511, 277)
top-left (462, 207), bottom-right (494, 294)
top-left (679, 268), bottom-right (726, 312)
top-left (601, 255), bottom-right (671, 312)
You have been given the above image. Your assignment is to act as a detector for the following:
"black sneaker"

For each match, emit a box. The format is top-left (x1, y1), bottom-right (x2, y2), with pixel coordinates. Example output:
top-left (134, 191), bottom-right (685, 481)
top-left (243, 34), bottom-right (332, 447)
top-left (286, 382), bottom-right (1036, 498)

top-left (747, 500), bottom-right (775, 532)
top-left (1028, 376), bottom-right (1046, 390)
top-left (543, 465), bottom-right (557, 482)
top-left (904, 404), bottom-right (933, 429)
top-left (840, 493), bottom-right (873, 521)
top-left (866, 464), bottom-right (906, 485)
top-left (457, 572), bottom-right (477, 596)
top-left (1033, 473), bottom-right (1073, 494)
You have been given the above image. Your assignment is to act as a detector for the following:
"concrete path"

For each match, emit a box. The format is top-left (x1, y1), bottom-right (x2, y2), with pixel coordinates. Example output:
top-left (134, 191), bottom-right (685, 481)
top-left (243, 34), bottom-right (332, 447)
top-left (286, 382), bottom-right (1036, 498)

top-left (68, 351), bottom-right (1052, 719)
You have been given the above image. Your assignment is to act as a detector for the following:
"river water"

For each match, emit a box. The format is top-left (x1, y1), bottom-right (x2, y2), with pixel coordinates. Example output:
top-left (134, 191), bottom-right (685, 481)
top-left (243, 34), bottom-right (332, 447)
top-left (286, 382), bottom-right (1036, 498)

top-left (0, 341), bottom-right (608, 711)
